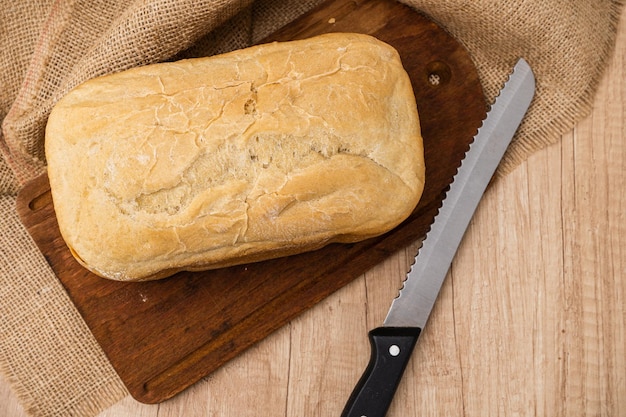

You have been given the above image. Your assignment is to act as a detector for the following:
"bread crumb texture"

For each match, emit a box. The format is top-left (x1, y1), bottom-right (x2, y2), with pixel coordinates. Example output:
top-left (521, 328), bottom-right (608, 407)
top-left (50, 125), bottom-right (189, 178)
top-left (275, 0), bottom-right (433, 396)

top-left (45, 33), bottom-right (425, 281)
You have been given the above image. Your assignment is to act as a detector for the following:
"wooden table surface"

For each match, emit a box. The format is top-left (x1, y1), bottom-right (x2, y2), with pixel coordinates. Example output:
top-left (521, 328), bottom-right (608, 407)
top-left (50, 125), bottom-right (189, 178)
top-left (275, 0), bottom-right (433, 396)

top-left (2, 9), bottom-right (625, 417)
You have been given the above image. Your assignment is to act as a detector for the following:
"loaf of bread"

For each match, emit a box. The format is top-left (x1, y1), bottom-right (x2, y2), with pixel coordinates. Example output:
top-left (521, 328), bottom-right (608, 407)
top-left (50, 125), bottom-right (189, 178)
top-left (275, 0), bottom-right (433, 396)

top-left (45, 33), bottom-right (425, 281)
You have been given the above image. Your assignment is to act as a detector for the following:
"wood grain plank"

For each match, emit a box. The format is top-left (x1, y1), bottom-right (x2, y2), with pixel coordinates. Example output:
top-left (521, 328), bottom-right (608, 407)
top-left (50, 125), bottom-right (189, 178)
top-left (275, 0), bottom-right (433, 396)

top-left (560, 42), bottom-right (626, 413)
top-left (284, 279), bottom-right (367, 416)
top-left (525, 136), bottom-right (566, 416)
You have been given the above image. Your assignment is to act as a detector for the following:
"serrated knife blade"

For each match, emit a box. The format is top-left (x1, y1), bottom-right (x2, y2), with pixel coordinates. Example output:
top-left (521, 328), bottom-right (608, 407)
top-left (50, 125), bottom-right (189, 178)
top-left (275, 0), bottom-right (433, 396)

top-left (341, 58), bottom-right (535, 417)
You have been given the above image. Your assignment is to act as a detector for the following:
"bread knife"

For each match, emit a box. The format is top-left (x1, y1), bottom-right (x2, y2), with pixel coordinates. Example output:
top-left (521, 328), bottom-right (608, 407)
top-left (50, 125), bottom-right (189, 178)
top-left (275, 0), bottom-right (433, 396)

top-left (341, 58), bottom-right (535, 417)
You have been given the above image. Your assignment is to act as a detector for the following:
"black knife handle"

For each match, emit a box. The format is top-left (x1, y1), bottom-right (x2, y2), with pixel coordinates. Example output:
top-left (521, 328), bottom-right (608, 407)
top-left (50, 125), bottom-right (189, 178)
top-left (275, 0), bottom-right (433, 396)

top-left (341, 327), bottom-right (421, 417)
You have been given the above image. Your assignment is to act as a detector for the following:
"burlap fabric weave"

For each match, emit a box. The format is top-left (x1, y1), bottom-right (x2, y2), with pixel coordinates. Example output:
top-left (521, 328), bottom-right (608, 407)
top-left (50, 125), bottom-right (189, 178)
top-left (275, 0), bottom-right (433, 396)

top-left (0, 0), bottom-right (622, 415)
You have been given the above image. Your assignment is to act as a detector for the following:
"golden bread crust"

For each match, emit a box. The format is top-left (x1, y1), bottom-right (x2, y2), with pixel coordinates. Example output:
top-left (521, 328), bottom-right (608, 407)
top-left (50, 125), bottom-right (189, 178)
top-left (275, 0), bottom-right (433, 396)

top-left (45, 33), bottom-right (425, 281)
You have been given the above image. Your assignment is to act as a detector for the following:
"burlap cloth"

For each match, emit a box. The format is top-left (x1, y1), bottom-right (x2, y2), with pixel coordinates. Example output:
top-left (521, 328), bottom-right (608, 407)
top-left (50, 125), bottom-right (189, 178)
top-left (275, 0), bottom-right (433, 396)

top-left (0, 0), bottom-right (622, 415)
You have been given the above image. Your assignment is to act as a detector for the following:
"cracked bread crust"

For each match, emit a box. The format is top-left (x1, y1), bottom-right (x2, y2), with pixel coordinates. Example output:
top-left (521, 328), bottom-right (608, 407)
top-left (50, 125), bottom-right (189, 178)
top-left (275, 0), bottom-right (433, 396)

top-left (45, 33), bottom-right (425, 281)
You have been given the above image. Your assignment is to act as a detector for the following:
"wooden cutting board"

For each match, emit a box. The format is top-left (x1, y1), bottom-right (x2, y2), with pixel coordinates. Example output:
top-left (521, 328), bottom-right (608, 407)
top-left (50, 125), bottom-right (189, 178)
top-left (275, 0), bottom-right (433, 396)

top-left (16, 0), bottom-right (486, 404)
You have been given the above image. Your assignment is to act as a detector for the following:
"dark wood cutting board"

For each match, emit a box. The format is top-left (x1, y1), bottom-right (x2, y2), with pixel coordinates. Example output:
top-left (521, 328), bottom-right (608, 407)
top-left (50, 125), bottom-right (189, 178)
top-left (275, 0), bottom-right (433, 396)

top-left (16, 0), bottom-right (486, 404)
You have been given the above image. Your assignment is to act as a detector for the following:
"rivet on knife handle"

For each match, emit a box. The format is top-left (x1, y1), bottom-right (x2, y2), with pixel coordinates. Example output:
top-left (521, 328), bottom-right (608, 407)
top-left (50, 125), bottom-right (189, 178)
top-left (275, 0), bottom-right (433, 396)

top-left (341, 58), bottom-right (536, 417)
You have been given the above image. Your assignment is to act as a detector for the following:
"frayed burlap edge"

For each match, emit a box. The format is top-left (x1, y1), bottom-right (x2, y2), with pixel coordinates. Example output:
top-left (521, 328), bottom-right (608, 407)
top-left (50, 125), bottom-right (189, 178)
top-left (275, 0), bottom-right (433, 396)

top-left (401, 0), bottom-right (625, 177)
top-left (0, 196), bottom-right (129, 417)
top-left (499, 0), bottom-right (625, 176)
